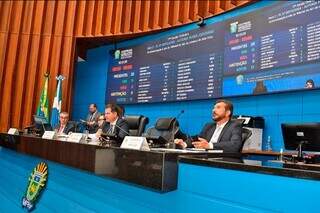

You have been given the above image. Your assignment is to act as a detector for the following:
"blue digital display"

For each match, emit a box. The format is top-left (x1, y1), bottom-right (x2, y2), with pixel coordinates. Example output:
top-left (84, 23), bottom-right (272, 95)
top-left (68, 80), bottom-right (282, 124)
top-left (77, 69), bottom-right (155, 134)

top-left (106, 1), bottom-right (320, 104)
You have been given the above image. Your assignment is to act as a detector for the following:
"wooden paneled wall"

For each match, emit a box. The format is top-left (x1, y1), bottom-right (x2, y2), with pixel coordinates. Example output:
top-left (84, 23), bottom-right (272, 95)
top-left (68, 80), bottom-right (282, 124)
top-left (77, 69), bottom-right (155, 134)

top-left (0, 0), bottom-right (254, 131)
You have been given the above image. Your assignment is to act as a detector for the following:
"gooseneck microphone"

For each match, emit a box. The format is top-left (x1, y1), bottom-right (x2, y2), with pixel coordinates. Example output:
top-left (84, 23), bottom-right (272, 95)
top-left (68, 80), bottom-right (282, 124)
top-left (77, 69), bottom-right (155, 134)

top-left (113, 122), bottom-right (130, 136)
top-left (41, 120), bottom-right (47, 132)
top-left (99, 122), bottom-right (130, 146)
top-left (174, 109), bottom-right (185, 134)
top-left (176, 110), bottom-right (185, 120)
top-left (169, 110), bottom-right (185, 148)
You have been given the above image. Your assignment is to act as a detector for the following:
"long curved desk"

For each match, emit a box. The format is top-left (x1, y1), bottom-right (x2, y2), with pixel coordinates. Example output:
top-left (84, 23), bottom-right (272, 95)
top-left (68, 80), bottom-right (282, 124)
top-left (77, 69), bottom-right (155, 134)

top-left (1, 133), bottom-right (319, 212)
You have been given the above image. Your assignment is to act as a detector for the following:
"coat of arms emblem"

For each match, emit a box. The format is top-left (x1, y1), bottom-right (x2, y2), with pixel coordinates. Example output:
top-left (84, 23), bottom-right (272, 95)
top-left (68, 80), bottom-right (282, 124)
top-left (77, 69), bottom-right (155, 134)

top-left (22, 162), bottom-right (48, 211)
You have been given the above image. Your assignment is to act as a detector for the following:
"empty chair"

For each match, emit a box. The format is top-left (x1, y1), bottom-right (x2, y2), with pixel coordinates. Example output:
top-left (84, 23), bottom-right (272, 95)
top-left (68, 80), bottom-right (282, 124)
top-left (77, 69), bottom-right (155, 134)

top-left (124, 115), bottom-right (149, 136)
top-left (144, 117), bottom-right (180, 143)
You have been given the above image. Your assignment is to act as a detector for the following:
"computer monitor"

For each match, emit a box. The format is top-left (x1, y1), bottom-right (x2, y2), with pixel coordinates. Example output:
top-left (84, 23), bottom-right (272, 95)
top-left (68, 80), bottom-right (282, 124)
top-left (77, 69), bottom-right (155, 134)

top-left (281, 123), bottom-right (320, 152)
top-left (33, 115), bottom-right (49, 124)
top-left (33, 115), bottom-right (52, 135)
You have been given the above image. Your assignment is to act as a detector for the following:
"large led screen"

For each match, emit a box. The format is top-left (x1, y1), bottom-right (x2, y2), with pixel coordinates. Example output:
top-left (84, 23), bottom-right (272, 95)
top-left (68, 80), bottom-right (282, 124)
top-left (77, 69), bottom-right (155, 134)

top-left (106, 1), bottom-right (320, 104)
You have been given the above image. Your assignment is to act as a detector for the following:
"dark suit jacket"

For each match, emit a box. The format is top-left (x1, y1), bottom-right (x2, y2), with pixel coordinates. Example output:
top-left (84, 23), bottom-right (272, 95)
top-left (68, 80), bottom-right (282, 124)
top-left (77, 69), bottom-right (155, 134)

top-left (187, 120), bottom-right (242, 153)
top-left (54, 122), bottom-right (76, 135)
top-left (102, 118), bottom-right (129, 142)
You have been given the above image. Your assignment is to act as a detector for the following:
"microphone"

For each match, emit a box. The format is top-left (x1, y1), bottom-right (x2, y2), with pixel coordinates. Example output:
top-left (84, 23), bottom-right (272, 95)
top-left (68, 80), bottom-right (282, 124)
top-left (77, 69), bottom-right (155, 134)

top-left (40, 120), bottom-right (47, 132)
top-left (24, 124), bottom-right (36, 129)
top-left (173, 109), bottom-right (185, 134)
top-left (23, 124), bottom-right (36, 135)
top-left (72, 121), bottom-right (78, 133)
top-left (169, 110), bottom-right (185, 148)
top-left (113, 122), bottom-right (130, 136)
top-left (176, 110), bottom-right (185, 120)
top-left (100, 122), bottom-right (130, 146)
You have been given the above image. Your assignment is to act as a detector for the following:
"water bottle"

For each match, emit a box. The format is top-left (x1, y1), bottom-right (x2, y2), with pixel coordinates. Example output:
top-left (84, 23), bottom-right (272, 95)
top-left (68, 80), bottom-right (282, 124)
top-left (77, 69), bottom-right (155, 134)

top-left (279, 148), bottom-right (283, 162)
top-left (266, 136), bottom-right (272, 151)
top-left (84, 130), bottom-right (89, 142)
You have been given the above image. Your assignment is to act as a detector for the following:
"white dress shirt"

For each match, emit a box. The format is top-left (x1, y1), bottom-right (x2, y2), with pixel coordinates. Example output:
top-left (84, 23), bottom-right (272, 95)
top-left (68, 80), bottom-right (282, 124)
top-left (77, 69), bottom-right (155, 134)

top-left (58, 125), bottom-right (66, 134)
top-left (208, 120), bottom-right (228, 149)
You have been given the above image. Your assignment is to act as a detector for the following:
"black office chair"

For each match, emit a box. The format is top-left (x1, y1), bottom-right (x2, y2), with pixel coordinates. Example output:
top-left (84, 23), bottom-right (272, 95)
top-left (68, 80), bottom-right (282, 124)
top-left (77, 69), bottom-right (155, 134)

top-left (72, 121), bottom-right (83, 133)
top-left (124, 115), bottom-right (149, 136)
top-left (241, 127), bottom-right (252, 150)
top-left (144, 117), bottom-right (180, 143)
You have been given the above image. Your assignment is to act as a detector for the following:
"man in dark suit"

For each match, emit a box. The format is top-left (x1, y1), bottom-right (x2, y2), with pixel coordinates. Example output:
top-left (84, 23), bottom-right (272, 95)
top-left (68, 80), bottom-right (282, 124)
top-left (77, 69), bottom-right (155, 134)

top-left (54, 112), bottom-right (76, 135)
top-left (175, 99), bottom-right (242, 153)
top-left (102, 103), bottom-right (129, 142)
top-left (85, 103), bottom-right (100, 133)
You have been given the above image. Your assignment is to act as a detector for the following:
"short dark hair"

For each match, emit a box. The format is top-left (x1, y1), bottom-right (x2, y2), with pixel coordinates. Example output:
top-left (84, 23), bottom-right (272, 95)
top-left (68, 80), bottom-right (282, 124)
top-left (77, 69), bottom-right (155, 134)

top-left (105, 103), bottom-right (123, 116)
top-left (216, 99), bottom-right (233, 117)
top-left (306, 79), bottom-right (314, 87)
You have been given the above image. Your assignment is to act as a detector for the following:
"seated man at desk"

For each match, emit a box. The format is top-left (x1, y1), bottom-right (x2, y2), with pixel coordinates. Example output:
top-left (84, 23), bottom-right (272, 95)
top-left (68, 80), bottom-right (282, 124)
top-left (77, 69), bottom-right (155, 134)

top-left (102, 103), bottom-right (129, 142)
top-left (175, 99), bottom-right (242, 153)
top-left (54, 112), bottom-right (75, 135)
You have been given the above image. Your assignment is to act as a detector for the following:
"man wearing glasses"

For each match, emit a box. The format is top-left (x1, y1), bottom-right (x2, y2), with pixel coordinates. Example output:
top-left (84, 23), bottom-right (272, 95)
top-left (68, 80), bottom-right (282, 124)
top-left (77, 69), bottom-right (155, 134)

top-left (54, 112), bottom-right (75, 135)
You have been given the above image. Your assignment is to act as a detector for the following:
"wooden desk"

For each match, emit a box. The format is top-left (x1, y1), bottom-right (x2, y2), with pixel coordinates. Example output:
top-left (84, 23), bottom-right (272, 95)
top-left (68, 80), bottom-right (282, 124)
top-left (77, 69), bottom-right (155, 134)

top-left (242, 149), bottom-right (295, 156)
top-left (0, 133), bottom-right (229, 192)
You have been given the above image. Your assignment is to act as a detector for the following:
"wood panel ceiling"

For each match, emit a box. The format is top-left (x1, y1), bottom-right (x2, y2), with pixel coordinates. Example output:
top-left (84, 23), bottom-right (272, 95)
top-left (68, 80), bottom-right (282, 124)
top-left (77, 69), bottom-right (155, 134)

top-left (0, 0), bottom-right (254, 131)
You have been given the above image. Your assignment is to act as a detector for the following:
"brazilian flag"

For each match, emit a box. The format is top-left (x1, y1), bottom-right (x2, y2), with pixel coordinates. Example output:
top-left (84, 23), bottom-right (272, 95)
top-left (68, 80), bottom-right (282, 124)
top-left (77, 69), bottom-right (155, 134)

top-left (36, 74), bottom-right (49, 122)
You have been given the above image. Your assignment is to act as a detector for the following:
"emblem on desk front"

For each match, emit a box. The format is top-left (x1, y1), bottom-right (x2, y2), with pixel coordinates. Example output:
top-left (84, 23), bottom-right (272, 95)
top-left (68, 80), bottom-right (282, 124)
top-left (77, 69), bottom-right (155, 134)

top-left (22, 162), bottom-right (48, 211)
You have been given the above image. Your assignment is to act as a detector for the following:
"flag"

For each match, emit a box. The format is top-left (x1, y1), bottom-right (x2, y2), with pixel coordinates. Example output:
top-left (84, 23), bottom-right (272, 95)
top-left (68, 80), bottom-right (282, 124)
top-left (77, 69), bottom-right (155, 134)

top-left (36, 74), bottom-right (49, 122)
top-left (50, 75), bottom-right (64, 127)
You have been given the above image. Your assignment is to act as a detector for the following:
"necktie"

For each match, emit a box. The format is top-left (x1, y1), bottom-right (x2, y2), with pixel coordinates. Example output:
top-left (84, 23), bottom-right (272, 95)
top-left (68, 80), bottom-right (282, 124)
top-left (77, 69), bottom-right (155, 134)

top-left (89, 113), bottom-right (93, 121)
top-left (107, 124), bottom-right (114, 134)
top-left (59, 125), bottom-right (65, 134)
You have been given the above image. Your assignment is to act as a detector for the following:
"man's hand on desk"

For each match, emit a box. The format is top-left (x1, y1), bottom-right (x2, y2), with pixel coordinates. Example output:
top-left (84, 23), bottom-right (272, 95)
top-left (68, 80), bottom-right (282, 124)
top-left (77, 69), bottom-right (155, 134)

top-left (87, 121), bottom-right (95, 126)
top-left (95, 129), bottom-right (102, 138)
top-left (192, 137), bottom-right (210, 149)
top-left (175, 137), bottom-right (212, 149)
top-left (174, 139), bottom-right (187, 149)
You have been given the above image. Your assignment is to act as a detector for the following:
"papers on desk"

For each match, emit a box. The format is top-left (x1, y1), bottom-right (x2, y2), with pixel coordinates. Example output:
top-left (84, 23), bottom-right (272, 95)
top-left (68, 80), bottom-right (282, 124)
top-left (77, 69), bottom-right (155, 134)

top-left (86, 134), bottom-right (100, 145)
top-left (42, 131), bottom-right (56, 139)
top-left (205, 149), bottom-right (223, 153)
top-left (150, 148), bottom-right (223, 153)
top-left (186, 148), bottom-right (223, 153)
top-left (56, 134), bottom-right (68, 141)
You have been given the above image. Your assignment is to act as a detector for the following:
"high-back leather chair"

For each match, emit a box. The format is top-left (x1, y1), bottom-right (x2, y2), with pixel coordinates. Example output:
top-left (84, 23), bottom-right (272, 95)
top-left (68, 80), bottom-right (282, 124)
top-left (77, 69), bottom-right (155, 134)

top-left (241, 127), bottom-right (252, 151)
top-left (144, 117), bottom-right (180, 143)
top-left (124, 115), bottom-right (149, 136)
top-left (232, 118), bottom-right (253, 152)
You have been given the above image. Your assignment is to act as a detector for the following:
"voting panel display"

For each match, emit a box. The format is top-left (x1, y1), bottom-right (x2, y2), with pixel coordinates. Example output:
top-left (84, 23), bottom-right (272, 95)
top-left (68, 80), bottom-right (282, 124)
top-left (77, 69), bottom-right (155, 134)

top-left (106, 1), bottom-right (320, 104)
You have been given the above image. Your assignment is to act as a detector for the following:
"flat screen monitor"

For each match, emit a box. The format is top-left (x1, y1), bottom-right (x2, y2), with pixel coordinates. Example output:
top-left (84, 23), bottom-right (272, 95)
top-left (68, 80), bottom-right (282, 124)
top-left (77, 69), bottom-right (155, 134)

top-left (281, 123), bottom-right (320, 152)
top-left (34, 115), bottom-right (49, 124)
top-left (33, 115), bottom-right (52, 135)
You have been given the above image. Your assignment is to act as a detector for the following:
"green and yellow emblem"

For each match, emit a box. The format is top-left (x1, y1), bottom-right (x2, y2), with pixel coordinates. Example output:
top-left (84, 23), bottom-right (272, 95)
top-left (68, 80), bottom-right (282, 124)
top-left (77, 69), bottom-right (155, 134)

top-left (22, 162), bottom-right (48, 211)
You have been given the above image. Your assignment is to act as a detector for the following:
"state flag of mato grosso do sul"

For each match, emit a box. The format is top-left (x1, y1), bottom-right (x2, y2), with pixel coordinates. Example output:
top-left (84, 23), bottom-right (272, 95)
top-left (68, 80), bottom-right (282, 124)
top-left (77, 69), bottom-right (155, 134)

top-left (50, 75), bottom-right (65, 127)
